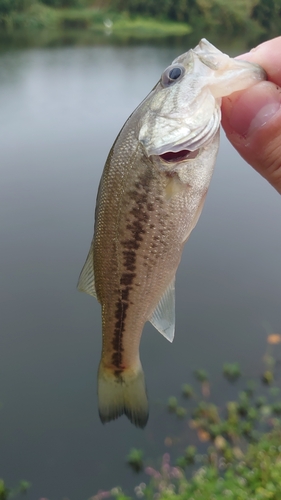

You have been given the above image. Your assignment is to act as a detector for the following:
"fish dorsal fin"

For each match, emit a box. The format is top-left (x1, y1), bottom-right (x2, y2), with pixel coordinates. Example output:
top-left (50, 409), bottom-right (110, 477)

top-left (77, 243), bottom-right (97, 298)
top-left (149, 278), bottom-right (175, 343)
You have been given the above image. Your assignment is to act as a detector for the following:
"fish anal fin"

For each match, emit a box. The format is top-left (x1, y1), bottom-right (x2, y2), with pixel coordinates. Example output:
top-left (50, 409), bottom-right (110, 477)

top-left (149, 278), bottom-right (175, 342)
top-left (77, 242), bottom-right (97, 298)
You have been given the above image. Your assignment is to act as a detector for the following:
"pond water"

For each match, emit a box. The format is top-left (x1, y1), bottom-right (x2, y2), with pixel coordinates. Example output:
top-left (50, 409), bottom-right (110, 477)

top-left (0, 40), bottom-right (281, 499)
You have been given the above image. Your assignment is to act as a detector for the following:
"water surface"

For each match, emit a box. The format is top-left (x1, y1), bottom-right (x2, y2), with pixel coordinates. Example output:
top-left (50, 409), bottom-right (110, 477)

top-left (0, 43), bottom-right (280, 499)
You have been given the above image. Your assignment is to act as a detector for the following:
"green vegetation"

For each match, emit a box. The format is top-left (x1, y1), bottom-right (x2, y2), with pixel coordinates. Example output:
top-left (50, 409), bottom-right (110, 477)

top-left (181, 383), bottom-right (194, 398)
top-left (0, 479), bottom-right (30, 500)
top-left (127, 448), bottom-right (144, 473)
top-left (113, 0), bottom-right (281, 38)
top-left (95, 343), bottom-right (281, 500)
top-left (194, 369), bottom-right (209, 383)
top-left (131, 434), bottom-right (281, 500)
top-left (0, 0), bottom-right (281, 44)
top-left (0, 0), bottom-right (191, 37)
top-left (2, 338), bottom-right (281, 498)
top-left (223, 362), bottom-right (241, 382)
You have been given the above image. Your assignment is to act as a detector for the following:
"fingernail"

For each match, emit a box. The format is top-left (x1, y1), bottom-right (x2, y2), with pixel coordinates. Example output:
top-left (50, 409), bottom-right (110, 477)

top-left (228, 82), bottom-right (281, 137)
top-left (247, 102), bottom-right (280, 135)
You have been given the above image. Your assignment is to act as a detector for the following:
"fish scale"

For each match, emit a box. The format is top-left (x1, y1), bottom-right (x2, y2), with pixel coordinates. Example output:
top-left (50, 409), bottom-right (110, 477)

top-left (98, 151), bottom-right (177, 365)
top-left (78, 39), bottom-right (266, 428)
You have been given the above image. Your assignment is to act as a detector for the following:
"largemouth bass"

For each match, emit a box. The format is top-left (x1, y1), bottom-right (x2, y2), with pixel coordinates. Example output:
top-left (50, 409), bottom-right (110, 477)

top-left (78, 39), bottom-right (266, 428)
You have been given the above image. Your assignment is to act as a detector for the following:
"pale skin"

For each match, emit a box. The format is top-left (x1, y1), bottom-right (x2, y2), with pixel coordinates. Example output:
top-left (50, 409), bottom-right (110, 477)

top-left (221, 37), bottom-right (281, 194)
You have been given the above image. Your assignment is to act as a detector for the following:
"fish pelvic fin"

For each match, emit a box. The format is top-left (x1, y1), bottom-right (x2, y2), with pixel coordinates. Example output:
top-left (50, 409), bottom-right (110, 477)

top-left (149, 277), bottom-right (175, 343)
top-left (77, 242), bottom-right (97, 298)
top-left (98, 362), bottom-right (149, 429)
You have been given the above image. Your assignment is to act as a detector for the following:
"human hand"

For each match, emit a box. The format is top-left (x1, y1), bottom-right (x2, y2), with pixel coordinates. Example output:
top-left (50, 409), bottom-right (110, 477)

top-left (221, 37), bottom-right (281, 194)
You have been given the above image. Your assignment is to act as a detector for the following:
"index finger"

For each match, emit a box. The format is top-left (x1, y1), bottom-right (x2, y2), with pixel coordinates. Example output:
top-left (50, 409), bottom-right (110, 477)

top-left (237, 37), bottom-right (281, 87)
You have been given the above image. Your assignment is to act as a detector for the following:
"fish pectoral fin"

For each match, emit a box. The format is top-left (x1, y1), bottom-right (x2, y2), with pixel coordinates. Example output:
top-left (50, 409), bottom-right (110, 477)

top-left (77, 242), bottom-right (97, 298)
top-left (181, 191), bottom-right (207, 243)
top-left (164, 176), bottom-right (186, 201)
top-left (149, 278), bottom-right (175, 343)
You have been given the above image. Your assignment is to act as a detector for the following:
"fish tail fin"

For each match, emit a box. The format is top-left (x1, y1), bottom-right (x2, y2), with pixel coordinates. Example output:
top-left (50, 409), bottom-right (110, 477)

top-left (98, 362), bottom-right (149, 428)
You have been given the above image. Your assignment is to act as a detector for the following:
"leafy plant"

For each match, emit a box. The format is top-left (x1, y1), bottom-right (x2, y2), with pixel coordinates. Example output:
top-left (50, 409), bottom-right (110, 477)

top-left (127, 449), bottom-right (144, 473)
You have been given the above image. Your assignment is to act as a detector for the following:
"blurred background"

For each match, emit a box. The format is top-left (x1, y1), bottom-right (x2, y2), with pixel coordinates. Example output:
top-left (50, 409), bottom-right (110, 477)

top-left (0, 0), bottom-right (280, 48)
top-left (0, 1), bottom-right (281, 499)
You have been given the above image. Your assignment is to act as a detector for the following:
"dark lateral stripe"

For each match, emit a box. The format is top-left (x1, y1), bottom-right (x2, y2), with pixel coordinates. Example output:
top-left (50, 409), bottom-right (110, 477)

top-left (110, 170), bottom-right (153, 369)
top-left (111, 298), bottom-right (127, 368)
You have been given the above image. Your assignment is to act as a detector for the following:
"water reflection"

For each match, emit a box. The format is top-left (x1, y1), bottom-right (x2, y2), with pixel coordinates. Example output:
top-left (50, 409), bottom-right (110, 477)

top-left (0, 43), bottom-right (280, 499)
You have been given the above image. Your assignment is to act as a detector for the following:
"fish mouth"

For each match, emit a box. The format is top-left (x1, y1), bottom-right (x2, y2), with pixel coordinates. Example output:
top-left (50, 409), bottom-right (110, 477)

top-left (159, 149), bottom-right (199, 163)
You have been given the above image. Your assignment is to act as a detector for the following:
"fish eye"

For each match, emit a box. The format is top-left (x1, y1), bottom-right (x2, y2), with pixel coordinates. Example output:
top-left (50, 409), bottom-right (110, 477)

top-left (161, 64), bottom-right (185, 87)
top-left (169, 67), bottom-right (182, 80)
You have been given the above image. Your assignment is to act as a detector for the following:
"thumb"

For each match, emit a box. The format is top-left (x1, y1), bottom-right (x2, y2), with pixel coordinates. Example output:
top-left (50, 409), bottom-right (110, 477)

top-left (221, 80), bottom-right (281, 194)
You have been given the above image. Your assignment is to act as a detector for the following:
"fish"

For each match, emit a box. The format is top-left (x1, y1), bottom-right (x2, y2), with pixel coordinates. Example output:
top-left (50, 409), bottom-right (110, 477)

top-left (78, 39), bottom-right (266, 428)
